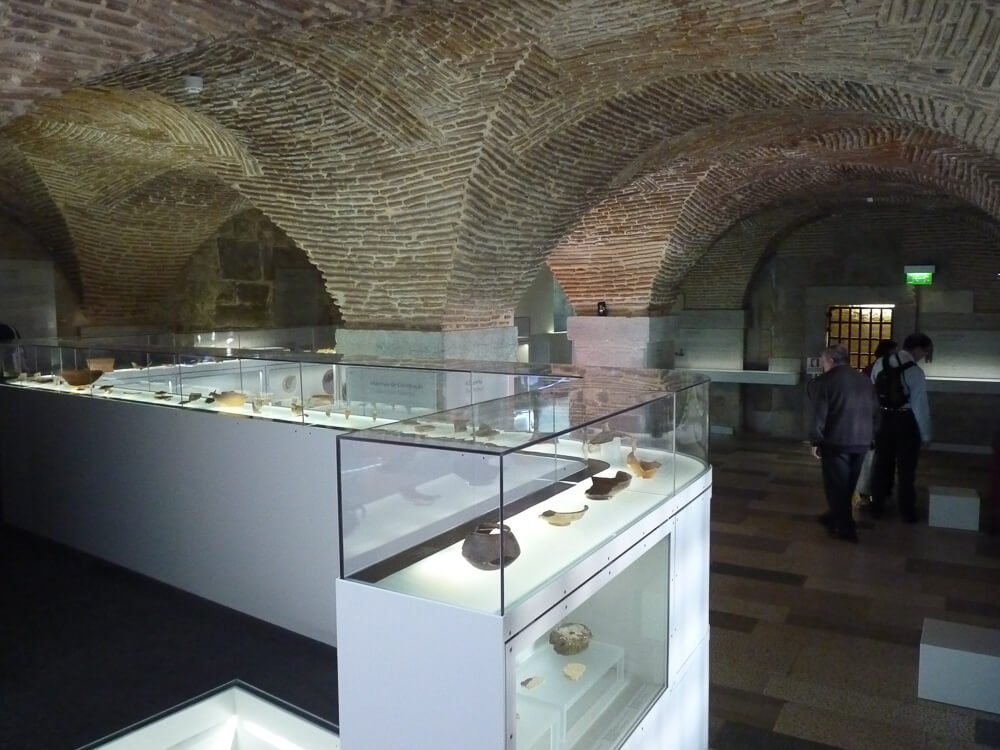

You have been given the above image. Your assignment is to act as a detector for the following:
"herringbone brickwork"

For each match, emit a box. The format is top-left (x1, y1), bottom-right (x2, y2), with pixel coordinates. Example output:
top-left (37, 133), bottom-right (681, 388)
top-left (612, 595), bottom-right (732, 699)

top-left (1, 1), bottom-right (999, 327)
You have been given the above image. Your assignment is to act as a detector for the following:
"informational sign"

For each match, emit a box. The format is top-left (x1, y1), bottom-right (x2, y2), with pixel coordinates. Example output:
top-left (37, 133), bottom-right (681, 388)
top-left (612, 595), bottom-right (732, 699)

top-left (0, 260), bottom-right (57, 337)
top-left (343, 367), bottom-right (440, 410)
top-left (805, 356), bottom-right (823, 376)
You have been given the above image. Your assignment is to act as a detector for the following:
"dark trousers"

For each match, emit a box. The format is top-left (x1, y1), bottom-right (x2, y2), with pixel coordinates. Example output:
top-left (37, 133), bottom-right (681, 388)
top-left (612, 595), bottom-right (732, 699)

top-left (872, 410), bottom-right (921, 518)
top-left (821, 449), bottom-right (866, 533)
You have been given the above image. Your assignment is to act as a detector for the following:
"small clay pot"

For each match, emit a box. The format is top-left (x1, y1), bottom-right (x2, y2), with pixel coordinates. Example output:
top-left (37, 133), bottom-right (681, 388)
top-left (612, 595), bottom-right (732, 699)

top-left (62, 369), bottom-right (102, 387)
top-left (461, 523), bottom-right (521, 571)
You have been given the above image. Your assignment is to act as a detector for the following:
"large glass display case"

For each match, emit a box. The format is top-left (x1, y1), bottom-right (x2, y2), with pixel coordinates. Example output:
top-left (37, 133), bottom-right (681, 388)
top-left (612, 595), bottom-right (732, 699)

top-left (336, 376), bottom-right (712, 750)
top-left (1, 339), bottom-right (569, 429)
top-left (82, 324), bottom-right (338, 353)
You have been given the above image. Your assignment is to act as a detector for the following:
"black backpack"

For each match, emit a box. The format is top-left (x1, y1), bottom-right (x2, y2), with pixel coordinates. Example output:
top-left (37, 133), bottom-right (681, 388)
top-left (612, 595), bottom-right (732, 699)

top-left (875, 354), bottom-right (916, 410)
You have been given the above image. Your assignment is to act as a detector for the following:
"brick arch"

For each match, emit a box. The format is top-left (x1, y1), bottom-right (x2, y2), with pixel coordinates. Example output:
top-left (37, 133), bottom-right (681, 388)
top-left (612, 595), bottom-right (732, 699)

top-left (4, 87), bottom-right (276, 324)
top-left (0, 133), bottom-right (81, 297)
top-left (679, 194), bottom-right (1000, 313)
top-left (6, 0), bottom-right (1000, 328)
top-left (548, 114), bottom-right (1000, 316)
top-left (0, 0), bottom-right (419, 125)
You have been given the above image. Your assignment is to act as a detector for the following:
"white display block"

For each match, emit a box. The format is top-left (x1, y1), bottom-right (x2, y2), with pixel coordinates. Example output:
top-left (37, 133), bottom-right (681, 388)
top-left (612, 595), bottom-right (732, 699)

top-left (87, 683), bottom-right (339, 749)
top-left (928, 486), bottom-right (981, 531)
top-left (337, 480), bottom-right (713, 750)
top-left (919, 618), bottom-right (1000, 714)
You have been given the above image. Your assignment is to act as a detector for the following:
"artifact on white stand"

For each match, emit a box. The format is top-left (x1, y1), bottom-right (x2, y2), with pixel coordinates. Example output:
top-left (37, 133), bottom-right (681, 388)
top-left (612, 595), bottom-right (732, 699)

top-left (540, 505), bottom-right (589, 527)
top-left (549, 623), bottom-right (593, 655)
top-left (62, 369), bottom-right (102, 387)
top-left (563, 663), bottom-right (587, 681)
top-left (461, 522), bottom-right (521, 571)
top-left (586, 471), bottom-right (632, 500)
top-left (627, 441), bottom-right (662, 479)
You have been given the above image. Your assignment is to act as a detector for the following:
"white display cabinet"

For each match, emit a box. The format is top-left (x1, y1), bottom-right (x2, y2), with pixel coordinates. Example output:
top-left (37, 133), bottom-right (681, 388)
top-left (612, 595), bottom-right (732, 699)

top-left (0, 338), bottom-right (570, 648)
top-left (337, 376), bottom-right (712, 750)
top-left (1, 340), bottom-right (568, 429)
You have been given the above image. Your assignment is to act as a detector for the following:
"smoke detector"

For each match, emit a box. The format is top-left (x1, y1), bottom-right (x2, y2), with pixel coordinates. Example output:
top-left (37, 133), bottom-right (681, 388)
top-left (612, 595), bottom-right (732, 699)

top-left (183, 75), bottom-right (204, 94)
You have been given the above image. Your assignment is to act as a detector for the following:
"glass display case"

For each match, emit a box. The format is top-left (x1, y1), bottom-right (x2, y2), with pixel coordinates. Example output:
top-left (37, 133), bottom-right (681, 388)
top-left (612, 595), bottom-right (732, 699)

top-left (336, 376), bottom-right (712, 750)
top-left (0, 339), bottom-right (569, 429)
top-left (82, 324), bottom-right (338, 353)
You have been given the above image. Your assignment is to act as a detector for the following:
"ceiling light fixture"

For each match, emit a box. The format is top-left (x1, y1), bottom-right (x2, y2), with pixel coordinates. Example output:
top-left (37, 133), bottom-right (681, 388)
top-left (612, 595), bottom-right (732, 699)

top-left (183, 75), bottom-right (204, 95)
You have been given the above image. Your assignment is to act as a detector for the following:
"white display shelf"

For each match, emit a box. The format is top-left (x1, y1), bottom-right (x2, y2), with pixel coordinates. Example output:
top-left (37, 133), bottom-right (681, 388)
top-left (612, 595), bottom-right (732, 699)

top-left (516, 640), bottom-right (626, 747)
top-left (373, 446), bottom-right (705, 612)
top-left (516, 696), bottom-right (560, 750)
top-left (3, 378), bottom-right (406, 429)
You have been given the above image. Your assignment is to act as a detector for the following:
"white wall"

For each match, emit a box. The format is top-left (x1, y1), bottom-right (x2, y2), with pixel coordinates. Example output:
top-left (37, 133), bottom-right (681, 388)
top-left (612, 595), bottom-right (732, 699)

top-left (1, 386), bottom-right (341, 646)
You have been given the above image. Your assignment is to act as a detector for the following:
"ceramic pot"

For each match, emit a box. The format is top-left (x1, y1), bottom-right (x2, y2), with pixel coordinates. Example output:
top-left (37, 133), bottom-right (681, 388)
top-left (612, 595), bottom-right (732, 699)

top-left (461, 523), bottom-right (521, 571)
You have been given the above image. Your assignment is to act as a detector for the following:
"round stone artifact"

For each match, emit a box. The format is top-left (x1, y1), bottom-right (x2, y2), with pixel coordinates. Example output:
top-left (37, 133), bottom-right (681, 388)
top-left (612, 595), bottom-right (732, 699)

top-left (461, 523), bottom-right (521, 571)
top-left (549, 623), bottom-right (593, 655)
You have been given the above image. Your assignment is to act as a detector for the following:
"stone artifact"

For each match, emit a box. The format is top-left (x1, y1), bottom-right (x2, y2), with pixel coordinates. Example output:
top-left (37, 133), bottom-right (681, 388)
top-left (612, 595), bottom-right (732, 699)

top-left (187, 392), bottom-right (202, 403)
top-left (62, 369), bottom-right (102, 387)
top-left (86, 357), bottom-right (115, 373)
top-left (213, 391), bottom-right (247, 408)
top-left (252, 394), bottom-right (273, 413)
top-left (461, 523), bottom-right (521, 571)
top-left (585, 471), bottom-right (632, 500)
top-left (454, 418), bottom-right (469, 432)
top-left (549, 623), bottom-right (593, 655)
top-left (563, 663), bottom-right (587, 682)
top-left (413, 423), bottom-right (435, 432)
top-left (154, 392), bottom-right (172, 400)
top-left (343, 407), bottom-right (352, 419)
top-left (474, 424), bottom-right (500, 438)
top-left (309, 393), bottom-right (334, 406)
top-left (540, 505), bottom-right (589, 527)
top-left (627, 446), bottom-right (662, 479)
top-left (290, 400), bottom-right (304, 416)
top-left (98, 384), bottom-right (113, 391)
top-left (520, 676), bottom-right (544, 690)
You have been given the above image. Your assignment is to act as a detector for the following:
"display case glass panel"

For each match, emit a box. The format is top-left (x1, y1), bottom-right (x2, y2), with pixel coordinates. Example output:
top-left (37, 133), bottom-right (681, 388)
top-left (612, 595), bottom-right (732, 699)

top-left (338, 376), bottom-right (709, 615)
top-left (513, 535), bottom-right (669, 750)
top-left (2, 339), bottom-right (574, 433)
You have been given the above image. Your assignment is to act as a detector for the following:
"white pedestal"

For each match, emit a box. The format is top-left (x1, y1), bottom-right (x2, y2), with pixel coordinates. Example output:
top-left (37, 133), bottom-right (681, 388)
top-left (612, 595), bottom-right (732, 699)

top-left (928, 486), bottom-right (981, 531)
top-left (919, 618), bottom-right (1000, 714)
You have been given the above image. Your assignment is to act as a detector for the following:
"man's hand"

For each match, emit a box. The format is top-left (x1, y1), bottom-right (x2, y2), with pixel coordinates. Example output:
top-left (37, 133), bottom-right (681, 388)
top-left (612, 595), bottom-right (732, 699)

top-left (810, 445), bottom-right (821, 459)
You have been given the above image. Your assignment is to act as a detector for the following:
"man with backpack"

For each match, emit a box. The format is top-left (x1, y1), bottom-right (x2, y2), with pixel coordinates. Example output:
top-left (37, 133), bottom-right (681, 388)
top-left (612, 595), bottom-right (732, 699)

top-left (869, 332), bottom-right (934, 523)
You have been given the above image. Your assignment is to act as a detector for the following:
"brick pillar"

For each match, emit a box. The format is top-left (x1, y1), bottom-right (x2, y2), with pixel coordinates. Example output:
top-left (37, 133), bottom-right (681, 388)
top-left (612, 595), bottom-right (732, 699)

top-left (566, 316), bottom-right (676, 368)
top-left (335, 326), bottom-right (518, 362)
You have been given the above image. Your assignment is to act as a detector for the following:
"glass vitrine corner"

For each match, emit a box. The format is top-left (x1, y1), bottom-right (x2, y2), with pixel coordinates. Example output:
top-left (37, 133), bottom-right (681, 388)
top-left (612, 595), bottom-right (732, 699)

top-left (337, 382), bottom-right (705, 618)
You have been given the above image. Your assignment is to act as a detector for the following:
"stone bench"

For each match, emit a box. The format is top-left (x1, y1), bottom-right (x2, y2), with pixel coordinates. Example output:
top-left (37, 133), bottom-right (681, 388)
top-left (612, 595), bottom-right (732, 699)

top-left (927, 486), bottom-right (980, 531)
top-left (919, 618), bottom-right (1000, 714)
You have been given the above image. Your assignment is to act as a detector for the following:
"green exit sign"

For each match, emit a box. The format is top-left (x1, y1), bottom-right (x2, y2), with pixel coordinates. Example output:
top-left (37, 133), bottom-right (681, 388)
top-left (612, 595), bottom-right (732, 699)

top-left (904, 265), bottom-right (935, 286)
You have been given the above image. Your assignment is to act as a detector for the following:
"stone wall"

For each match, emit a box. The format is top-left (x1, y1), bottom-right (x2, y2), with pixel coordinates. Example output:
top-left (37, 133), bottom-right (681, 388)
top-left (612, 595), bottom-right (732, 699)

top-left (737, 206), bottom-right (1000, 445)
top-left (158, 209), bottom-right (340, 331)
top-left (0, 212), bottom-right (80, 334)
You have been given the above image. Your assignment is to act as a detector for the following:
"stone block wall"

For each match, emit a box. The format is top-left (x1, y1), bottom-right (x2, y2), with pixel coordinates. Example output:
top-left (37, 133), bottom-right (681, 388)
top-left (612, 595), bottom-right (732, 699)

top-left (0, 212), bottom-right (80, 334)
top-left (157, 209), bottom-right (340, 332)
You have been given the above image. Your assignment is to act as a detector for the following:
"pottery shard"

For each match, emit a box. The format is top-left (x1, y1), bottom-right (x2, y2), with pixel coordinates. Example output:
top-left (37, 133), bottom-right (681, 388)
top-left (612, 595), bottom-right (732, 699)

top-left (563, 663), bottom-right (586, 681)
top-left (520, 676), bottom-right (544, 690)
top-left (549, 623), bottom-right (593, 655)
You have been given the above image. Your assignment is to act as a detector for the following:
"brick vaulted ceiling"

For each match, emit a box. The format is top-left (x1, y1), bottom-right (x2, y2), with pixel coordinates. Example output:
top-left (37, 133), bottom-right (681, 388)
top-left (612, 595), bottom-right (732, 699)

top-left (1, 0), bottom-right (1000, 328)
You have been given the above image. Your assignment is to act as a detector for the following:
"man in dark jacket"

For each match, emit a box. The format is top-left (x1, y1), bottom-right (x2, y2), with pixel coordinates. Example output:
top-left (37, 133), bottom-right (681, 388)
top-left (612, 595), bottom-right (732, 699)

top-left (810, 344), bottom-right (880, 542)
